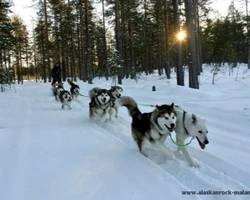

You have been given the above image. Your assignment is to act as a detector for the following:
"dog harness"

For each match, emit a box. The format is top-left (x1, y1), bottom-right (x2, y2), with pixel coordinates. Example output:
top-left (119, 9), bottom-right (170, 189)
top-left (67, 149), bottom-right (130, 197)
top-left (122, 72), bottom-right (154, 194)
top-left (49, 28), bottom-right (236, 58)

top-left (168, 111), bottom-right (195, 147)
top-left (183, 111), bottom-right (190, 135)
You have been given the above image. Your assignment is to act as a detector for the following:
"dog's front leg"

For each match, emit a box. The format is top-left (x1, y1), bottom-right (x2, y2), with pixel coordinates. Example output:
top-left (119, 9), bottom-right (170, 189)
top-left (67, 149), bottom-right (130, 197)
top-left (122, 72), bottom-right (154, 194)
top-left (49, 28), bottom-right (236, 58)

top-left (108, 108), bottom-right (116, 121)
top-left (89, 108), bottom-right (95, 119)
top-left (138, 138), bottom-right (148, 157)
top-left (153, 140), bottom-right (174, 159)
top-left (100, 110), bottom-right (109, 122)
top-left (114, 105), bottom-right (119, 118)
top-left (177, 140), bottom-right (200, 167)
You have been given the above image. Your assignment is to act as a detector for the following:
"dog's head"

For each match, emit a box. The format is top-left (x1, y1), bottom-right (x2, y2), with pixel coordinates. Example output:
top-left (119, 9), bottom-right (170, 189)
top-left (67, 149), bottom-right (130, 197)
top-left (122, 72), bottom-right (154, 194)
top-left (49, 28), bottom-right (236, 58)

top-left (60, 90), bottom-right (71, 101)
top-left (110, 86), bottom-right (123, 99)
top-left (56, 86), bottom-right (64, 95)
top-left (73, 87), bottom-right (80, 95)
top-left (188, 114), bottom-right (209, 149)
top-left (96, 89), bottom-right (111, 104)
top-left (156, 103), bottom-right (177, 132)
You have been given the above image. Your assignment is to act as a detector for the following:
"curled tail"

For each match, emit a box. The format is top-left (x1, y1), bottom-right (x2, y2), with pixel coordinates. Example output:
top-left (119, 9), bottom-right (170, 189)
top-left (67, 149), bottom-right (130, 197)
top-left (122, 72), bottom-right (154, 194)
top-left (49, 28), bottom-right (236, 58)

top-left (88, 87), bottom-right (102, 99)
top-left (115, 96), bottom-right (141, 117)
top-left (67, 78), bottom-right (73, 86)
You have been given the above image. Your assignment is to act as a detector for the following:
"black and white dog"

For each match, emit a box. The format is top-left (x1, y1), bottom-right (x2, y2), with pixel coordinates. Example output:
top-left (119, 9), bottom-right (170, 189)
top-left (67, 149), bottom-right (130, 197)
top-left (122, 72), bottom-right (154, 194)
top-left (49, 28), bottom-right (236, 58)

top-left (88, 86), bottom-right (123, 118)
top-left (89, 88), bottom-right (114, 122)
top-left (53, 85), bottom-right (65, 101)
top-left (60, 90), bottom-right (72, 109)
top-left (116, 96), bottom-right (177, 158)
top-left (67, 78), bottom-right (80, 99)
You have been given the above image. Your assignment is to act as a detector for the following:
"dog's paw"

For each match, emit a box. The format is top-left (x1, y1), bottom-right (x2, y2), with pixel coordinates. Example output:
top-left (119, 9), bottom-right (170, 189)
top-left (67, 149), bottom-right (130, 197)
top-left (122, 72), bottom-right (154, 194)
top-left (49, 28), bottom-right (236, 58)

top-left (140, 151), bottom-right (148, 157)
top-left (166, 151), bottom-right (174, 159)
top-left (162, 148), bottom-right (174, 159)
top-left (100, 115), bottom-right (109, 123)
top-left (190, 162), bottom-right (200, 168)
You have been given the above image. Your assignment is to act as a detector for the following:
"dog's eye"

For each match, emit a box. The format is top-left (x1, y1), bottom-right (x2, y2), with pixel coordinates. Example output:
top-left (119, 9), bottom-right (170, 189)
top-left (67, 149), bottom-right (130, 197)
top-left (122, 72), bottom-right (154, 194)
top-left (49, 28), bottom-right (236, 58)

top-left (165, 117), bottom-right (169, 120)
top-left (198, 131), bottom-right (202, 133)
top-left (206, 131), bottom-right (208, 133)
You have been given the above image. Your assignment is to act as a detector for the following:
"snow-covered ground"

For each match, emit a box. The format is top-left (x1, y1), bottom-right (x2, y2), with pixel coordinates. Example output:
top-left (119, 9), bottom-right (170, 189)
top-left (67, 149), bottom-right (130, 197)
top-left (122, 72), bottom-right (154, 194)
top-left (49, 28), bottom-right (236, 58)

top-left (1, 64), bottom-right (250, 200)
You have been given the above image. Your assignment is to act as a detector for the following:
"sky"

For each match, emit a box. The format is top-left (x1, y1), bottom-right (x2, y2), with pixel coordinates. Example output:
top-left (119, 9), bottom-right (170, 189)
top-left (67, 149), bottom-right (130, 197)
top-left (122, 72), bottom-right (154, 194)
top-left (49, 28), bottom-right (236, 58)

top-left (11, 0), bottom-right (37, 33)
top-left (0, 64), bottom-right (250, 200)
top-left (10, 0), bottom-right (237, 34)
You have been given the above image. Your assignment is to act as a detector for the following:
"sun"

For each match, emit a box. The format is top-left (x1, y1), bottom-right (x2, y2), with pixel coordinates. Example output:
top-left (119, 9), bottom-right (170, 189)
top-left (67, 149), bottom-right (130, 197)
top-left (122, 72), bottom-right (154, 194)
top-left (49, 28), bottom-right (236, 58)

top-left (177, 31), bottom-right (186, 41)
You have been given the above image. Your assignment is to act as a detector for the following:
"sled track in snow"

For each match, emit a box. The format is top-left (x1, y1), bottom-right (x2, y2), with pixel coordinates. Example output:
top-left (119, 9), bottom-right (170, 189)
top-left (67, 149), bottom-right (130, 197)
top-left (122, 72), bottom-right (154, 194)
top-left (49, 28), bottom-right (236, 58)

top-left (75, 99), bottom-right (250, 200)
top-left (105, 118), bottom-right (250, 199)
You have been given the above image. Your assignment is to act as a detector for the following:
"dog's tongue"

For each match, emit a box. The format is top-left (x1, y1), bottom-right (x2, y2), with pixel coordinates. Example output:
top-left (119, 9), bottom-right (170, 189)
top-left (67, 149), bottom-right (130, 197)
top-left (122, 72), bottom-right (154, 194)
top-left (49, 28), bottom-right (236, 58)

top-left (196, 137), bottom-right (206, 149)
top-left (200, 143), bottom-right (205, 149)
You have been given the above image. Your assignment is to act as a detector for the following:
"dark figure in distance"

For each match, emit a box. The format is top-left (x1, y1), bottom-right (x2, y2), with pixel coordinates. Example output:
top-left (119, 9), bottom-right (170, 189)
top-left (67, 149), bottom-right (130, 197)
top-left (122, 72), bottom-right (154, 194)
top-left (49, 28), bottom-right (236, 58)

top-left (51, 64), bottom-right (63, 86)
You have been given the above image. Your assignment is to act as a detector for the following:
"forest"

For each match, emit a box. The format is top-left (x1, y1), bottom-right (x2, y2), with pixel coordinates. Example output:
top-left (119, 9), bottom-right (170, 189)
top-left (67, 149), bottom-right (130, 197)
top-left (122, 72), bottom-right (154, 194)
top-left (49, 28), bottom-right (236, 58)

top-left (0, 0), bottom-right (250, 89)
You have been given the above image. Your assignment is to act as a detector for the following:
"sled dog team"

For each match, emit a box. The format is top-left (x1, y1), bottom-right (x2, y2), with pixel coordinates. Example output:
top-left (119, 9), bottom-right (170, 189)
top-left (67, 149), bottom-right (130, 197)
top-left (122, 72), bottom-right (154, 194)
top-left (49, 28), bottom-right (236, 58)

top-left (52, 79), bottom-right (80, 109)
top-left (88, 86), bottom-right (209, 167)
top-left (52, 81), bottom-right (209, 167)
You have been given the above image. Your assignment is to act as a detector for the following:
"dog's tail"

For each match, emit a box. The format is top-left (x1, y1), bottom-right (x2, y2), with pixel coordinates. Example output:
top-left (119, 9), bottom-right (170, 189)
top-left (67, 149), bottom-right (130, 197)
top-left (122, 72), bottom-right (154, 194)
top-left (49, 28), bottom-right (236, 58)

top-left (88, 87), bottom-right (102, 99)
top-left (115, 96), bottom-right (141, 117)
top-left (67, 78), bottom-right (73, 86)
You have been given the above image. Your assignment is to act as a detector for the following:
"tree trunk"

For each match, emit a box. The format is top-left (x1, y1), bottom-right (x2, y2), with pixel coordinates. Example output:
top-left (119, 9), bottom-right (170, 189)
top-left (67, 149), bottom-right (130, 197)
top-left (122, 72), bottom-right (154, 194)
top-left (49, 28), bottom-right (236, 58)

top-left (101, 0), bottom-right (108, 80)
top-left (44, 0), bottom-right (51, 83)
top-left (173, 0), bottom-right (184, 86)
top-left (246, 0), bottom-right (250, 69)
top-left (194, 0), bottom-right (202, 73)
top-left (164, 3), bottom-right (171, 79)
top-left (184, 0), bottom-right (199, 89)
top-left (78, 0), bottom-right (86, 81)
top-left (115, 0), bottom-right (123, 84)
top-left (84, 0), bottom-right (93, 84)
top-left (128, 1), bottom-right (136, 79)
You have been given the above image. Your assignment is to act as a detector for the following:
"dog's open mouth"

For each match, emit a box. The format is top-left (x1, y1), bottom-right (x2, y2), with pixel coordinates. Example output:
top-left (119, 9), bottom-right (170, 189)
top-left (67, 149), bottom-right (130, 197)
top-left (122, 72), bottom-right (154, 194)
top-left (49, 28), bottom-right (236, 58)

top-left (101, 98), bottom-right (107, 103)
top-left (165, 124), bottom-right (174, 132)
top-left (196, 137), bottom-right (206, 149)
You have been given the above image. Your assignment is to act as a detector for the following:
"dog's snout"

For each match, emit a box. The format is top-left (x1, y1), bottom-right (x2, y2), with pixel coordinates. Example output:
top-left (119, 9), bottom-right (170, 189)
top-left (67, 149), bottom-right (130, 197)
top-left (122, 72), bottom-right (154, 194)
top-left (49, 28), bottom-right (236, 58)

top-left (204, 140), bottom-right (209, 145)
top-left (170, 123), bottom-right (175, 128)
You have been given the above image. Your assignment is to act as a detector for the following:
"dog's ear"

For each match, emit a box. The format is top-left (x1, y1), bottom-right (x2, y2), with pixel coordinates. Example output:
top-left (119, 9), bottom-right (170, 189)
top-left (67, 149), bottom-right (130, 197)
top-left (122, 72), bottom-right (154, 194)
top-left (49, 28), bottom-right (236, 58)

top-left (170, 102), bottom-right (174, 108)
top-left (155, 105), bottom-right (160, 112)
top-left (192, 114), bottom-right (197, 125)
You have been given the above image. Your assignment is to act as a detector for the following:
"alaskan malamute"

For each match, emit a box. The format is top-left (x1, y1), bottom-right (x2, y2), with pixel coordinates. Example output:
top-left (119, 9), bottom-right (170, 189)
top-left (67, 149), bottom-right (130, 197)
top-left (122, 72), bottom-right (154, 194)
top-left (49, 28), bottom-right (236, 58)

top-left (67, 78), bottom-right (80, 99)
top-left (53, 85), bottom-right (64, 101)
top-left (60, 90), bottom-right (72, 109)
top-left (108, 86), bottom-right (123, 100)
top-left (116, 96), bottom-right (177, 158)
top-left (89, 86), bottom-right (123, 118)
top-left (89, 88), bottom-right (114, 122)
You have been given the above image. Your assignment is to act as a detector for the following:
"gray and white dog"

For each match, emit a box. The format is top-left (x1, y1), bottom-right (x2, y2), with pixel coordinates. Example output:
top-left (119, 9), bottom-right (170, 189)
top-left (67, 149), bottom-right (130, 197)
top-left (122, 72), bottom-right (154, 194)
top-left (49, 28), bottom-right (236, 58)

top-left (116, 96), bottom-right (177, 158)
top-left (174, 105), bottom-right (209, 167)
top-left (60, 90), bottom-right (72, 109)
top-left (89, 86), bottom-right (123, 118)
top-left (89, 88), bottom-right (114, 122)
